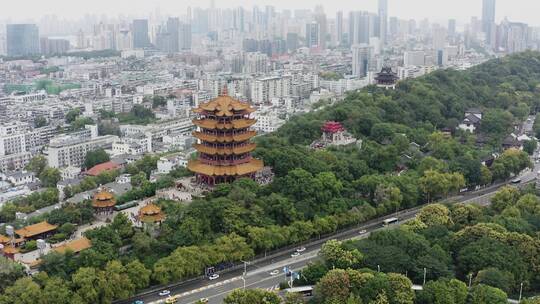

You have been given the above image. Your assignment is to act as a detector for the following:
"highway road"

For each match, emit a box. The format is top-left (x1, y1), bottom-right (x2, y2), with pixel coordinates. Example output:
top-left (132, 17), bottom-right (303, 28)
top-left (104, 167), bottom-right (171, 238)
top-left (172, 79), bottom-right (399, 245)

top-left (119, 165), bottom-right (540, 304)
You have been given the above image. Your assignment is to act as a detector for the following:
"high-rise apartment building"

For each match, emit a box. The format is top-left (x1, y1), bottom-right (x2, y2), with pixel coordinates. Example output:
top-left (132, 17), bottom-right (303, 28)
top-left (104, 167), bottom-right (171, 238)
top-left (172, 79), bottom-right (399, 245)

top-left (179, 23), bottom-right (192, 50)
top-left (166, 17), bottom-right (180, 53)
top-left (314, 13), bottom-right (327, 49)
top-left (132, 19), bottom-right (150, 48)
top-left (351, 44), bottom-right (371, 78)
top-left (40, 38), bottom-right (70, 55)
top-left (336, 11), bottom-right (344, 46)
top-left (378, 0), bottom-right (388, 46)
top-left (6, 24), bottom-right (40, 56)
top-left (306, 22), bottom-right (320, 49)
top-left (349, 11), bottom-right (370, 46)
top-left (448, 19), bottom-right (456, 37)
top-left (482, 0), bottom-right (496, 46)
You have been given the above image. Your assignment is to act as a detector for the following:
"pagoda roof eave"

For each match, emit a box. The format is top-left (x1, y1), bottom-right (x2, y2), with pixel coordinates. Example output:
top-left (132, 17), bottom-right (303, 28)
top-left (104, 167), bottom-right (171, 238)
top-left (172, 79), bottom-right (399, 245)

top-left (187, 159), bottom-right (264, 176)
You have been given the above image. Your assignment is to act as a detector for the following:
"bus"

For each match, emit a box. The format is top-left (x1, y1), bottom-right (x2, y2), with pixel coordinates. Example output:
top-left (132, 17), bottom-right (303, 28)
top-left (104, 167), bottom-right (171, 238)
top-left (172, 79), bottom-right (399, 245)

top-left (382, 217), bottom-right (399, 226)
top-left (285, 286), bottom-right (314, 297)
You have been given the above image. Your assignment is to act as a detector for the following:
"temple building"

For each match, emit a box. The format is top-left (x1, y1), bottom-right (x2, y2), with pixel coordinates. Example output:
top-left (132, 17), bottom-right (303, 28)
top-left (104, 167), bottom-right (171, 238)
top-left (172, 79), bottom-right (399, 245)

top-left (54, 237), bottom-right (92, 255)
top-left (15, 221), bottom-right (57, 241)
top-left (187, 92), bottom-right (264, 185)
top-left (375, 66), bottom-right (399, 89)
top-left (138, 203), bottom-right (165, 225)
top-left (311, 121), bottom-right (360, 149)
top-left (92, 188), bottom-right (117, 214)
top-left (1, 221), bottom-right (57, 259)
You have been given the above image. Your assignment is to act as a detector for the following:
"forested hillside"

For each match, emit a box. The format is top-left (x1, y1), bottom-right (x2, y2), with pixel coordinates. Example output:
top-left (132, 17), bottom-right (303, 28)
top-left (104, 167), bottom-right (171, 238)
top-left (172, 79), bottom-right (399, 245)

top-left (1, 52), bottom-right (540, 304)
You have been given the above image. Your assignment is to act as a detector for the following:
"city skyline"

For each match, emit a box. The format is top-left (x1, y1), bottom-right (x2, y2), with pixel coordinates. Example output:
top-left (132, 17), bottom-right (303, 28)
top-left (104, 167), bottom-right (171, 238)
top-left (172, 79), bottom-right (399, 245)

top-left (2, 0), bottom-right (540, 26)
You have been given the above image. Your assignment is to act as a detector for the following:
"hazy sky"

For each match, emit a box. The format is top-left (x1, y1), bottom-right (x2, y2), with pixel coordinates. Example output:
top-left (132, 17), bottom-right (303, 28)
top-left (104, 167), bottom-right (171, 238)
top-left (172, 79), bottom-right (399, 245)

top-left (2, 0), bottom-right (540, 25)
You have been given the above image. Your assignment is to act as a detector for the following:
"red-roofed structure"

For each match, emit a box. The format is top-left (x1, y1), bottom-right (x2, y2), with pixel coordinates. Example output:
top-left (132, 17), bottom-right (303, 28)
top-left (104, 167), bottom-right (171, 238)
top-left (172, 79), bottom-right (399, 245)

top-left (311, 121), bottom-right (360, 149)
top-left (322, 121), bottom-right (345, 134)
top-left (85, 161), bottom-right (121, 176)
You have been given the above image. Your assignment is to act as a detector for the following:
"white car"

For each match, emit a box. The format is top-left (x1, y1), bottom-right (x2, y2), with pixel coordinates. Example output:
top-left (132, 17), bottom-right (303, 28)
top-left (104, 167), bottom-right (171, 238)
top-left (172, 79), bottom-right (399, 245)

top-left (208, 274), bottom-right (220, 280)
top-left (291, 252), bottom-right (301, 258)
top-left (296, 247), bottom-right (306, 253)
top-left (158, 290), bottom-right (171, 296)
top-left (359, 229), bottom-right (367, 234)
top-left (269, 270), bottom-right (280, 276)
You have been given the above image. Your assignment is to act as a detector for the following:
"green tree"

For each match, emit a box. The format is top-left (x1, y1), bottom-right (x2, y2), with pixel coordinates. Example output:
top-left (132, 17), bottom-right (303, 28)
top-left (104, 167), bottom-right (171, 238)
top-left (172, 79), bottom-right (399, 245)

top-left (387, 273), bottom-right (415, 304)
top-left (320, 239), bottom-right (363, 269)
top-left (25, 155), bottom-right (48, 176)
top-left (152, 95), bottom-right (167, 108)
top-left (34, 116), bottom-right (48, 128)
top-left (0, 257), bottom-right (25, 292)
top-left (103, 260), bottom-right (135, 300)
top-left (84, 149), bottom-right (110, 169)
top-left (523, 140), bottom-right (538, 155)
top-left (491, 186), bottom-right (520, 212)
top-left (419, 170), bottom-right (465, 202)
top-left (66, 108), bottom-right (81, 123)
top-left (0, 277), bottom-right (42, 304)
top-left (315, 269), bottom-right (351, 303)
top-left (71, 267), bottom-right (103, 304)
top-left (223, 289), bottom-right (281, 304)
top-left (39, 167), bottom-right (61, 187)
top-left (468, 284), bottom-right (507, 304)
top-left (41, 277), bottom-right (73, 304)
top-left (370, 291), bottom-right (390, 304)
top-left (124, 260), bottom-right (151, 290)
top-left (417, 278), bottom-right (467, 304)
top-left (417, 204), bottom-right (453, 227)
top-left (473, 267), bottom-right (515, 294)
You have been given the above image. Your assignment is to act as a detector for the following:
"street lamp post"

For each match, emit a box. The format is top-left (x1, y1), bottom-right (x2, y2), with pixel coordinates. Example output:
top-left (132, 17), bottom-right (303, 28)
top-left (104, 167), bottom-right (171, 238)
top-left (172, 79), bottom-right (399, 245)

top-left (377, 265), bottom-right (380, 272)
top-left (423, 268), bottom-right (427, 286)
top-left (468, 273), bottom-right (473, 288)
top-left (241, 260), bottom-right (249, 290)
top-left (519, 282), bottom-right (523, 302)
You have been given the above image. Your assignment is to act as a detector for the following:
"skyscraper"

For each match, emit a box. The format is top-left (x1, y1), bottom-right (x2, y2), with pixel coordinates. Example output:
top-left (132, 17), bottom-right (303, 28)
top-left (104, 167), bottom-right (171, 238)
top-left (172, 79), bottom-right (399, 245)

top-left (336, 11), bottom-right (343, 46)
top-left (6, 24), bottom-right (40, 56)
top-left (351, 44), bottom-right (371, 78)
top-left (482, 0), bottom-right (496, 46)
top-left (448, 19), bottom-right (456, 37)
top-left (349, 11), bottom-right (370, 46)
top-left (378, 0), bottom-right (388, 46)
top-left (132, 19), bottom-right (150, 49)
top-left (179, 23), bottom-right (192, 51)
top-left (314, 12), bottom-right (327, 49)
top-left (306, 22), bottom-right (320, 49)
top-left (166, 17), bottom-right (180, 53)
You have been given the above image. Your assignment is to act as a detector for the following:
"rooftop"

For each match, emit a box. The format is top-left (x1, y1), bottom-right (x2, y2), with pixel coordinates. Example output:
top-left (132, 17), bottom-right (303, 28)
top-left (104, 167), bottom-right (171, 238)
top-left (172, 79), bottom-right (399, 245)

top-left (54, 237), bottom-right (92, 254)
top-left (193, 95), bottom-right (255, 117)
top-left (86, 161), bottom-right (121, 176)
top-left (15, 221), bottom-right (58, 238)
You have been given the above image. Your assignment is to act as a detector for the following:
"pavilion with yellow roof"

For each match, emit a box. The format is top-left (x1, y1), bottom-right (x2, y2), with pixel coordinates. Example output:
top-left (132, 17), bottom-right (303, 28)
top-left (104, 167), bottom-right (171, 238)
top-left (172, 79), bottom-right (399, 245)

top-left (188, 91), bottom-right (264, 185)
top-left (138, 203), bottom-right (165, 224)
top-left (92, 188), bottom-right (116, 214)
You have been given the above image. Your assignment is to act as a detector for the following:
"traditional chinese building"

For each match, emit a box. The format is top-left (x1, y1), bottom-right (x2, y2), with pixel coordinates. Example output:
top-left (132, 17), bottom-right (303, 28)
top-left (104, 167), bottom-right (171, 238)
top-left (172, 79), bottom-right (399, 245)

top-left (311, 121), bottom-right (360, 149)
top-left (138, 203), bottom-right (165, 225)
top-left (92, 188), bottom-right (116, 214)
top-left (187, 92), bottom-right (264, 185)
top-left (375, 66), bottom-right (399, 89)
top-left (15, 221), bottom-right (58, 241)
top-left (54, 237), bottom-right (92, 255)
